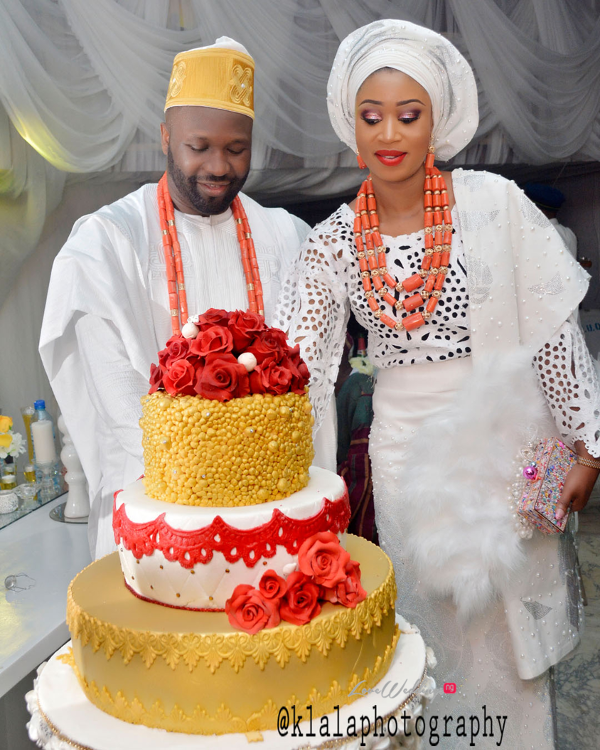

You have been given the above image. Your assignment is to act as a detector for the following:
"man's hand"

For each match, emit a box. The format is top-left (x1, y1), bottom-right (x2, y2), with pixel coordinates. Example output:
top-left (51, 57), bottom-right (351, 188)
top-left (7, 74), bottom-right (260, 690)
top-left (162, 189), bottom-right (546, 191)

top-left (555, 462), bottom-right (599, 521)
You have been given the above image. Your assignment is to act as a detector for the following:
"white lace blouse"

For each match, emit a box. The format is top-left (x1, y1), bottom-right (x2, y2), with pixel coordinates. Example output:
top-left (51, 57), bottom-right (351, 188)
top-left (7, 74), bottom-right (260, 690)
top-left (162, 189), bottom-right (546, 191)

top-left (276, 202), bottom-right (600, 458)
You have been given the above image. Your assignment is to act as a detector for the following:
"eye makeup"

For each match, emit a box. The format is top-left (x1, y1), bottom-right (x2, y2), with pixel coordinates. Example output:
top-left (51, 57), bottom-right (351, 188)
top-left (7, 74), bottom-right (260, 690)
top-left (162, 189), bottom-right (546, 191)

top-left (359, 109), bottom-right (382, 124)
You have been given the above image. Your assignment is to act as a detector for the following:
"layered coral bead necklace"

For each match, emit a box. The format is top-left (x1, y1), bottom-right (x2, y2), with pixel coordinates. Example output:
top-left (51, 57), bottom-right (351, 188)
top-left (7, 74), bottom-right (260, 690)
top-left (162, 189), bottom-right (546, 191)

top-left (354, 153), bottom-right (452, 332)
top-left (157, 173), bottom-right (265, 336)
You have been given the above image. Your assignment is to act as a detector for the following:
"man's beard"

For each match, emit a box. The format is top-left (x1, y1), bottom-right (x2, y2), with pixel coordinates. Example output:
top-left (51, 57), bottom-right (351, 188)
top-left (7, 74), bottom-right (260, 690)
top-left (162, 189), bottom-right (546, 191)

top-left (167, 147), bottom-right (248, 216)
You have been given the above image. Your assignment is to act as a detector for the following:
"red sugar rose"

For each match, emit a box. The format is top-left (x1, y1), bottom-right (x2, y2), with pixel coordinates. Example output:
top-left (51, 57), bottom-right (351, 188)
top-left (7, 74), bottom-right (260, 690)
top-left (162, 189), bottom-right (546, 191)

top-left (260, 361), bottom-right (294, 395)
top-left (288, 345), bottom-right (310, 393)
top-left (162, 359), bottom-right (196, 396)
top-left (297, 532), bottom-right (350, 588)
top-left (195, 352), bottom-right (250, 402)
top-left (258, 570), bottom-right (288, 600)
top-left (247, 328), bottom-right (289, 364)
top-left (248, 366), bottom-right (267, 395)
top-left (228, 310), bottom-right (266, 351)
top-left (225, 584), bottom-right (280, 635)
top-left (279, 571), bottom-right (321, 626)
top-left (321, 560), bottom-right (367, 608)
top-left (190, 326), bottom-right (234, 357)
top-left (158, 335), bottom-right (192, 368)
top-left (148, 363), bottom-right (164, 394)
top-left (196, 309), bottom-right (230, 330)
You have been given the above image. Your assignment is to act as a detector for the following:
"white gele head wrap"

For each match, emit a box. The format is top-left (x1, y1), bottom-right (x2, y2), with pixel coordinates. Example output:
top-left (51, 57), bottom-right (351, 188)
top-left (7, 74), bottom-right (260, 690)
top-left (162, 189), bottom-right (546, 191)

top-left (327, 20), bottom-right (479, 161)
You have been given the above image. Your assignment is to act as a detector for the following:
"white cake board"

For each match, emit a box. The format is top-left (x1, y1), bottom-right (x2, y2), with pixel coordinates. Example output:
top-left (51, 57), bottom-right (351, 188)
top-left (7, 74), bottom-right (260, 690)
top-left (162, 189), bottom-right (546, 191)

top-left (26, 616), bottom-right (436, 750)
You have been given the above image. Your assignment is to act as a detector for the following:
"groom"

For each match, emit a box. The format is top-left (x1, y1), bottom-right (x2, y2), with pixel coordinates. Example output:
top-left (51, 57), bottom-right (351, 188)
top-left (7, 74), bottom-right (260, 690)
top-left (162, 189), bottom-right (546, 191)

top-left (40, 37), bottom-right (335, 559)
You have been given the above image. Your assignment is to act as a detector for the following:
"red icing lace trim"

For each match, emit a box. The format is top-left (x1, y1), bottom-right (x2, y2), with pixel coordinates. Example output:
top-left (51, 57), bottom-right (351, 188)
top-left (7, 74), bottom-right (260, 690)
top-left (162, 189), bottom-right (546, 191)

top-left (113, 488), bottom-right (350, 569)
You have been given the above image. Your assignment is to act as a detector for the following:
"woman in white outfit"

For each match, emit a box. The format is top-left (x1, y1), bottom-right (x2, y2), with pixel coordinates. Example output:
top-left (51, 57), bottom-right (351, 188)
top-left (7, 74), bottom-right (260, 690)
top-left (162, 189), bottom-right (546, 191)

top-left (275, 20), bottom-right (600, 749)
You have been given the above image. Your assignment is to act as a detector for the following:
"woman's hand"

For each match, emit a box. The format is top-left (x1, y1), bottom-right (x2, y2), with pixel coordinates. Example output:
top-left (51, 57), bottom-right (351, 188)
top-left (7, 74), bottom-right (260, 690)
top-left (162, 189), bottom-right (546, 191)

top-left (555, 453), bottom-right (599, 521)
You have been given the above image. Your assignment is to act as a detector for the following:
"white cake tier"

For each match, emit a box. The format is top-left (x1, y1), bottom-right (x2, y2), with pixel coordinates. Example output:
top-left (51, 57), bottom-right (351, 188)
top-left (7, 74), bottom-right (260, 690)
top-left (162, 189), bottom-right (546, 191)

top-left (113, 467), bottom-right (349, 610)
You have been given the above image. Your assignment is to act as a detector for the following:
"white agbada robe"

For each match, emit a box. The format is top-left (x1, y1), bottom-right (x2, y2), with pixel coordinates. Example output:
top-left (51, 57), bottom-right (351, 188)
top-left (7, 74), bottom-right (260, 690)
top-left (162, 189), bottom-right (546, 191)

top-left (40, 183), bottom-right (336, 559)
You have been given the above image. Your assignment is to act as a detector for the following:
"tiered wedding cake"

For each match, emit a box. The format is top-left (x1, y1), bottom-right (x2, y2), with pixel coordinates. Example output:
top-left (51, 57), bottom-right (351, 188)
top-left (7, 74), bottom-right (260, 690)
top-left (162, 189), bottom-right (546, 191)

top-left (65, 311), bottom-right (399, 735)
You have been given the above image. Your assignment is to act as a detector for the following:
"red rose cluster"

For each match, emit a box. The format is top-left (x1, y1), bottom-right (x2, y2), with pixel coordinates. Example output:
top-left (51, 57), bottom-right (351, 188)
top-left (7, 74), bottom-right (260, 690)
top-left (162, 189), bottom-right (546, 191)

top-left (148, 309), bottom-right (310, 402)
top-left (225, 532), bottom-right (367, 634)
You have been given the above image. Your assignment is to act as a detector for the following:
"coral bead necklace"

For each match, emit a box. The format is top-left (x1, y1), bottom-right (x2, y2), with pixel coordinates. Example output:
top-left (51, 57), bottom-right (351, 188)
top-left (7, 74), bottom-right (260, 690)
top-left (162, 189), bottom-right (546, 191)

top-left (354, 151), bottom-right (452, 332)
top-left (157, 173), bottom-right (265, 336)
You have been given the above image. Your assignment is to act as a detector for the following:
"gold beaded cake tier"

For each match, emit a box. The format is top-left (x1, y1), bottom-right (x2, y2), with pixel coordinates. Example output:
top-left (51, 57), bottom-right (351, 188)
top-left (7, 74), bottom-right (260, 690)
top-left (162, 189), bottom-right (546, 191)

top-left (67, 535), bottom-right (398, 735)
top-left (140, 391), bottom-right (314, 506)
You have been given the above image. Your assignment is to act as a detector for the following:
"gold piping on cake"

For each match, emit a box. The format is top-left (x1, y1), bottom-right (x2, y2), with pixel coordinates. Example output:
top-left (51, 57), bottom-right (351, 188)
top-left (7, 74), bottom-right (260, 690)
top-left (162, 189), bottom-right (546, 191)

top-left (70, 628), bottom-right (400, 735)
top-left (57, 647), bottom-right (76, 669)
top-left (67, 562), bottom-right (396, 674)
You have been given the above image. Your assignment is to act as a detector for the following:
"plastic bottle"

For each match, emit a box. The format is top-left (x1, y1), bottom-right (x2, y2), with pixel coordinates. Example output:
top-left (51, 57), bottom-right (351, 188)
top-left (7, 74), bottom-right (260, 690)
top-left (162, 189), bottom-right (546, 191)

top-left (31, 400), bottom-right (61, 495)
top-left (32, 400), bottom-right (54, 433)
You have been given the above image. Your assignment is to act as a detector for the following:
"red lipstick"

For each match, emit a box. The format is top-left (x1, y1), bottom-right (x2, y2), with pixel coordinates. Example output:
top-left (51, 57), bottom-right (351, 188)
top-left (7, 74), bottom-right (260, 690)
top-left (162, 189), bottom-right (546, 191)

top-left (375, 150), bottom-right (406, 166)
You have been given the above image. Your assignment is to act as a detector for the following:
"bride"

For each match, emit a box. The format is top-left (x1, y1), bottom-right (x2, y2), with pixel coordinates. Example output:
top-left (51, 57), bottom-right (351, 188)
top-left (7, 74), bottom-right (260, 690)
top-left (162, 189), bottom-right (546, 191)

top-left (276, 19), bottom-right (599, 748)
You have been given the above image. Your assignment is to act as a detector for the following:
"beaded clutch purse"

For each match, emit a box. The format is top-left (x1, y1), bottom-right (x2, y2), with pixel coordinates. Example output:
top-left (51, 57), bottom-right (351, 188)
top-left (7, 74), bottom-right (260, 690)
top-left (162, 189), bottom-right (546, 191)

top-left (518, 438), bottom-right (576, 534)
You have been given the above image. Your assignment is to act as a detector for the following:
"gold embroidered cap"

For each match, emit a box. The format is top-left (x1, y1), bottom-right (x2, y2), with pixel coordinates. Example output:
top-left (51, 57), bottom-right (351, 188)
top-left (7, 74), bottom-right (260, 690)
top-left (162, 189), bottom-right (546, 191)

top-left (165, 36), bottom-right (254, 119)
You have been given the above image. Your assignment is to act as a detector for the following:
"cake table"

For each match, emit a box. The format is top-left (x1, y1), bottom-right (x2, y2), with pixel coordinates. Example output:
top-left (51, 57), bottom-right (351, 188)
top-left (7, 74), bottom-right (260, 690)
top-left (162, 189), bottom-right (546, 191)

top-left (26, 616), bottom-right (435, 750)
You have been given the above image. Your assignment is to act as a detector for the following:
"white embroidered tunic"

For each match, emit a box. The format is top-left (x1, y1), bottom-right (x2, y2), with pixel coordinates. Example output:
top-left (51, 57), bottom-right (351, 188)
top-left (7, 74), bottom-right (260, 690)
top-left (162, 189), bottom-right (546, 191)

top-left (276, 171), bottom-right (600, 457)
top-left (40, 184), bottom-right (310, 559)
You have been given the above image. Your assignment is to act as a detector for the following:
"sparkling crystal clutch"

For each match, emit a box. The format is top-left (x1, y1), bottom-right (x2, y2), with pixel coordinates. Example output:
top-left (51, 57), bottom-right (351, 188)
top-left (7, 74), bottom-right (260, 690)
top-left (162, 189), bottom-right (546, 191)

top-left (517, 438), bottom-right (576, 534)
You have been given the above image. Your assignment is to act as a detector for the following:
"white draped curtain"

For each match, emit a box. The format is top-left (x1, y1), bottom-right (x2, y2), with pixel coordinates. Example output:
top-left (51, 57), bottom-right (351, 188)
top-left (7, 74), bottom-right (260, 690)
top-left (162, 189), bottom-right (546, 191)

top-left (2, 0), bottom-right (600, 298)
top-left (1, 0), bottom-right (600, 423)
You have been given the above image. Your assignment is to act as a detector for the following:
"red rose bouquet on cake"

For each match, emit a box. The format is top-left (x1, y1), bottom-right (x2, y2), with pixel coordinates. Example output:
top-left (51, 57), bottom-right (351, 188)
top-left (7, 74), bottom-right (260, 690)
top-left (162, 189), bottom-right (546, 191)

top-left (225, 532), bottom-right (367, 633)
top-left (148, 309), bottom-right (310, 400)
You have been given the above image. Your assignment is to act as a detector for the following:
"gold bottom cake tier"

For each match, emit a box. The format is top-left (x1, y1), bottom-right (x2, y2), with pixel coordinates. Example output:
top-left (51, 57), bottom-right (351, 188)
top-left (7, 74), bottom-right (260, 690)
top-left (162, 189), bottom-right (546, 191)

top-left (66, 535), bottom-right (399, 735)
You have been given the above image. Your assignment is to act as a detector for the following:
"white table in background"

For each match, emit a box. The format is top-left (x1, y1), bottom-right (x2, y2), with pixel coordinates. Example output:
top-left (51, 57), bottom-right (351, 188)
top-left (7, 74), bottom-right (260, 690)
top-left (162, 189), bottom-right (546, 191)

top-left (0, 495), bottom-right (91, 698)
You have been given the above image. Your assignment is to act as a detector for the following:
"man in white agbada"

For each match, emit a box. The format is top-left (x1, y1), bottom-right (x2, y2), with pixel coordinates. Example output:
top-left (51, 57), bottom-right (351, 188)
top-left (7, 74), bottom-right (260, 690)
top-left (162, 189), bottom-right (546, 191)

top-left (40, 38), bottom-right (335, 559)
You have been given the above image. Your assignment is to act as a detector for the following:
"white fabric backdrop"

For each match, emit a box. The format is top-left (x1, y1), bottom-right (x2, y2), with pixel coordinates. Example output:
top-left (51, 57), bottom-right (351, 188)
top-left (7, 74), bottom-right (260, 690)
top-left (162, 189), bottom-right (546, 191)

top-left (2, 0), bottom-right (600, 302)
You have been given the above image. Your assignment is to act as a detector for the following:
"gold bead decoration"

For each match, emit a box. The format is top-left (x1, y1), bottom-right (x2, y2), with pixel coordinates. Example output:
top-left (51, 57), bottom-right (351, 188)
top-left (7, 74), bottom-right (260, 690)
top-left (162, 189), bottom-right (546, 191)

top-left (140, 391), bottom-right (313, 507)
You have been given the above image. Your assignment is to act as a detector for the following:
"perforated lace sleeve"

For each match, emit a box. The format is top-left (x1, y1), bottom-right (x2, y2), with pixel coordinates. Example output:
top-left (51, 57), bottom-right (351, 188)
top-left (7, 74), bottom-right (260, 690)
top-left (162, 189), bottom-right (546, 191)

top-left (274, 214), bottom-right (350, 431)
top-left (534, 316), bottom-right (600, 457)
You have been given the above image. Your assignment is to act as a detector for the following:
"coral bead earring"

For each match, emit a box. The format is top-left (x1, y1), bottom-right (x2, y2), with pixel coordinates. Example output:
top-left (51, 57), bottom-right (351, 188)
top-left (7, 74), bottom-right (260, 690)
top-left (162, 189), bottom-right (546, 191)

top-left (356, 153), bottom-right (367, 170)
